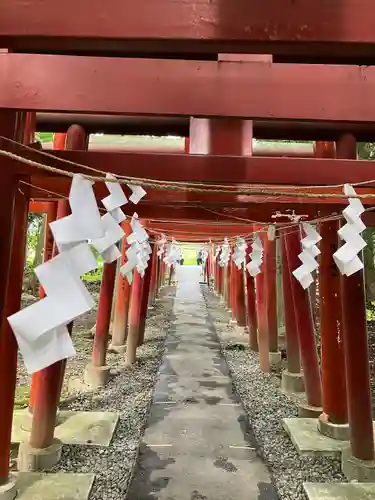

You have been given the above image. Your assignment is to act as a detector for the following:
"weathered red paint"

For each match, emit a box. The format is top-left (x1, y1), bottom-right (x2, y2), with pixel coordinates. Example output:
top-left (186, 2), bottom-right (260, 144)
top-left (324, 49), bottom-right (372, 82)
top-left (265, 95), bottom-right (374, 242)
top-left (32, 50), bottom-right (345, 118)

top-left (255, 231), bottom-right (270, 372)
top-left (149, 243), bottom-right (159, 304)
top-left (0, 6), bottom-right (375, 59)
top-left (92, 261), bottom-right (117, 367)
top-left (319, 220), bottom-right (347, 424)
top-left (2, 56), bottom-right (375, 122)
top-left (264, 236), bottom-right (278, 353)
top-left (285, 228), bottom-right (322, 408)
top-left (138, 243), bottom-right (155, 346)
top-left (279, 230), bottom-right (300, 374)
top-left (126, 269), bottom-right (144, 364)
top-left (111, 222), bottom-right (132, 348)
top-left (337, 133), bottom-right (374, 461)
top-left (0, 188), bottom-right (28, 483)
top-left (245, 244), bottom-right (258, 351)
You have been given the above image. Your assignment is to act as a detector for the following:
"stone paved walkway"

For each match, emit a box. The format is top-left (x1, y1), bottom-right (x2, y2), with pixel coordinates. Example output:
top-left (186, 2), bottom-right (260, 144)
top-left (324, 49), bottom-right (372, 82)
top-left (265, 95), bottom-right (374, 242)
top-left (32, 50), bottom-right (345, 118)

top-left (127, 266), bottom-right (278, 500)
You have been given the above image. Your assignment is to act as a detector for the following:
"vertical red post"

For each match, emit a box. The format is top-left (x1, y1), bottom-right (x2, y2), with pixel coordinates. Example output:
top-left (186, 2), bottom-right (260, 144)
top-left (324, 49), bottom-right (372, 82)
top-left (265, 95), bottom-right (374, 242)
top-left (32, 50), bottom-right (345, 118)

top-left (280, 230), bottom-right (304, 393)
top-left (0, 186), bottom-right (28, 488)
top-left (149, 243), bottom-right (158, 305)
top-left (255, 231), bottom-right (270, 372)
top-left (110, 222), bottom-right (132, 352)
top-left (318, 220), bottom-right (348, 433)
top-left (245, 245), bottom-right (258, 351)
top-left (264, 236), bottom-right (278, 354)
top-left (285, 229), bottom-right (322, 414)
top-left (92, 261), bottom-right (117, 367)
top-left (234, 265), bottom-right (246, 327)
top-left (336, 134), bottom-right (374, 466)
top-left (229, 259), bottom-right (237, 319)
top-left (126, 269), bottom-right (144, 366)
top-left (138, 243), bottom-right (155, 346)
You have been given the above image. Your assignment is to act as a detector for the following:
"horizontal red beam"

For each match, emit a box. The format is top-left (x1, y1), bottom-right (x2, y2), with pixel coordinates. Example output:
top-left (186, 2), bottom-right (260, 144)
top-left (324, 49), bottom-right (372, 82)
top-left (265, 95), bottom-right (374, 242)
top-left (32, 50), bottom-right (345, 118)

top-left (2, 55), bottom-right (375, 122)
top-left (1, 1), bottom-right (374, 59)
top-left (7, 146), bottom-right (375, 188)
top-left (27, 175), bottom-right (375, 207)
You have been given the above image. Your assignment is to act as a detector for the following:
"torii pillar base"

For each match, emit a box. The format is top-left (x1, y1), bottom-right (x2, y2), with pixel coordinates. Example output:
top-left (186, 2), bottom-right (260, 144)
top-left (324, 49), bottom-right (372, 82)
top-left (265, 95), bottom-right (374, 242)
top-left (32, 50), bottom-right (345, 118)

top-left (84, 364), bottom-right (111, 389)
top-left (0, 475), bottom-right (17, 500)
top-left (269, 351), bottom-right (282, 371)
top-left (281, 371), bottom-right (305, 394)
top-left (108, 343), bottom-right (126, 354)
top-left (18, 438), bottom-right (62, 472)
top-left (318, 413), bottom-right (350, 441)
top-left (342, 447), bottom-right (375, 482)
top-left (298, 402), bottom-right (323, 419)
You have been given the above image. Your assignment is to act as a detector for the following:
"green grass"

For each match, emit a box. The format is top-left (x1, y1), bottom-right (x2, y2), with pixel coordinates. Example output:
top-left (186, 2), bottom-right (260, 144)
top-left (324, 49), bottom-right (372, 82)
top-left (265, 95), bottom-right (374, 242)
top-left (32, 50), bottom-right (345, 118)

top-left (181, 246), bottom-right (199, 266)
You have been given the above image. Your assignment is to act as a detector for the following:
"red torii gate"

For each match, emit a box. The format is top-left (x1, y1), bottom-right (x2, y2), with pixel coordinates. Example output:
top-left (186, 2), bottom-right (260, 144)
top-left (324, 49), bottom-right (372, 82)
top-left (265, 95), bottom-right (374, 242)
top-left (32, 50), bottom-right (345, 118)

top-left (0, 3), bottom-right (374, 494)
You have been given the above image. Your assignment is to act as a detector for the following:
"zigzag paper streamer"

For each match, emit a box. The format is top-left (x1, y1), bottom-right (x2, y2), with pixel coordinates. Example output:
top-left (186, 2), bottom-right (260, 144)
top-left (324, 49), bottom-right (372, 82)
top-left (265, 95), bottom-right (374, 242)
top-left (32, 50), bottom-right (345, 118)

top-left (8, 243), bottom-right (96, 373)
top-left (128, 184), bottom-right (147, 204)
top-left (232, 237), bottom-right (247, 269)
top-left (219, 238), bottom-right (230, 268)
top-left (120, 214), bottom-right (150, 283)
top-left (102, 173), bottom-right (127, 223)
top-left (292, 223), bottom-right (321, 289)
top-left (246, 234), bottom-right (263, 277)
top-left (333, 184), bottom-right (367, 276)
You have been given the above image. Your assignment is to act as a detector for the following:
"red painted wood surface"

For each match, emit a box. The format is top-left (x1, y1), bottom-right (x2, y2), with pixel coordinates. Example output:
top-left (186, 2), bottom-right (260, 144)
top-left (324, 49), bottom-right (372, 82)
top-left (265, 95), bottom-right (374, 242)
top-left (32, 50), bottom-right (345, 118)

top-left (2, 56), bottom-right (375, 122)
top-left (285, 229), bottom-right (322, 408)
top-left (1, 0), bottom-right (374, 58)
top-left (0, 189), bottom-right (28, 482)
top-left (264, 237), bottom-right (278, 352)
top-left (111, 222), bottom-right (132, 348)
top-left (279, 231), bottom-right (300, 374)
top-left (337, 133), bottom-right (374, 461)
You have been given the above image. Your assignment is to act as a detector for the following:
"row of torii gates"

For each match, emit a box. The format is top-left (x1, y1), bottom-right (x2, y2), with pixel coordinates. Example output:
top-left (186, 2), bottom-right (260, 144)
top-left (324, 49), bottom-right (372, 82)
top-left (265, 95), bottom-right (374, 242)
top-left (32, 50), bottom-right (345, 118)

top-left (1, 1), bottom-right (375, 495)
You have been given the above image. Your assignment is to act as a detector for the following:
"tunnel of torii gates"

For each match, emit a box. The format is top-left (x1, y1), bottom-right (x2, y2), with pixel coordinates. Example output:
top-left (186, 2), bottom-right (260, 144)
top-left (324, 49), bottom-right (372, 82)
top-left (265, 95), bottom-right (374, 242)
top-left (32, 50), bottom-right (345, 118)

top-left (3, 1), bottom-right (375, 491)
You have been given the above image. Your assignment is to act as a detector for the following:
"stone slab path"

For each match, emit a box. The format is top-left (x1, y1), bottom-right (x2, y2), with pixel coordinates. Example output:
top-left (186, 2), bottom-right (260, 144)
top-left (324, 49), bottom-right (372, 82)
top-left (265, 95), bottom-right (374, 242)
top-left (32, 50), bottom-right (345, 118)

top-left (127, 266), bottom-right (278, 500)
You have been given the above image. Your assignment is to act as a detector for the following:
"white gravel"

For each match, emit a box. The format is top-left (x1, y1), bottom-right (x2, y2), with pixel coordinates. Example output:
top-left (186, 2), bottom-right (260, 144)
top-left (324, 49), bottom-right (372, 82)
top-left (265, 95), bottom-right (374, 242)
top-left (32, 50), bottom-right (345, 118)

top-left (202, 286), bottom-right (346, 500)
top-left (50, 288), bottom-right (175, 500)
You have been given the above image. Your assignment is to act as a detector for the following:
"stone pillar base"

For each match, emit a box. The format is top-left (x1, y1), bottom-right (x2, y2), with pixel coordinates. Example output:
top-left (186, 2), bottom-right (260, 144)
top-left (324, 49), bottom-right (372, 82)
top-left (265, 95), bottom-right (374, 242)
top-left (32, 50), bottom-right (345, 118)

top-left (269, 351), bottom-right (282, 371)
top-left (298, 402), bottom-right (323, 418)
top-left (18, 438), bottom-right (63, 472)
top-left (229, 319), bottom-right (237, 326)
top-left (0, 475), bottom-right (17, 500)
top-left (281, 371), bottom-right (305, 393)
top-left (342, 447), bottom-right (375, 482)
top-left (84, 364), bottom-right (111, 389)
top-left (318, 412), bottom-right (350, 441)
top-left (108, 343), bottom-right (126, 354)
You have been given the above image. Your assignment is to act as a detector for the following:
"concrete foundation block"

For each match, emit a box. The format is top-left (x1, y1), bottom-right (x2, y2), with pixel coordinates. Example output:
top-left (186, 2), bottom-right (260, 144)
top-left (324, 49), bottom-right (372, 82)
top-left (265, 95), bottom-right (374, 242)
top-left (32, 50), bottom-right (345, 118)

top-left (0, 475), bottom-right (17, 500)
top-left (304, 482), bottom-right (375, 500)
top-left (269, 351), bottom-right (282, 370)
top-left (18, 438), bottom-right (63, 472)
top-left (108, 343), bottom-right (126, 354)
top-left (281, 370), bottom-right (305, 393)
top-left (342, 447), bottom-right (375, 482)
top-left (298, 401), bottom-right (323, 418)
top-left (84, 364), bottom-right (111, 388)
top-left (318, 413), bottom-right (350, 441)
top-left (15, 472), bottom-right (95, 499)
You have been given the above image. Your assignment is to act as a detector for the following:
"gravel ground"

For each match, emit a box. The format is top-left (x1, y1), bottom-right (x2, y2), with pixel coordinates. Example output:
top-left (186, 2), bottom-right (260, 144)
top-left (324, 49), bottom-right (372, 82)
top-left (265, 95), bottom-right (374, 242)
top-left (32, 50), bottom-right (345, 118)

top-left (48, 286), bottom-right (176, 500)
top-left (202, 286), bottom-right (346, 500)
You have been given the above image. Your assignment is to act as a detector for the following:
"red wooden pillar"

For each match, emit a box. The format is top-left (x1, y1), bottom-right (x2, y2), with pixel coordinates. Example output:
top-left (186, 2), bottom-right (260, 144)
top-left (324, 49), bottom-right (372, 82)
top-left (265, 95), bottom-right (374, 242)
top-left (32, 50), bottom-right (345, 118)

top-left (149, 243), bottom-right (158, 305)
top-left (245, 245), bottom-right (258, 351)
top-left (279, 230), bottom-right (304, 393)
top-left (126, 269), bottom-right (144, 366)
top-left (255, 231), bottom-right (270, 372)
top-left (110, 222), bottom-right (132, 352)
top-left (91, 261), bottom-right (117, 365)
top-left (0, 186), bottom-right (28, 488)
top-left (229, 259), bottom-right (237, 319)
top-left (138, 243), bottom-right (155, 346)
top-left (234, 264), bottom-right (246, 327)
top-left (226, 260), bottom-right (232, 310)
top-left (337, 134), bottom-right (374, 464)
top-left (264, 236), bottom-right (278, 354)
top-left (318, 220), bottom-right (348, 433)
top-left (285, 229), bottom-right (322, 413)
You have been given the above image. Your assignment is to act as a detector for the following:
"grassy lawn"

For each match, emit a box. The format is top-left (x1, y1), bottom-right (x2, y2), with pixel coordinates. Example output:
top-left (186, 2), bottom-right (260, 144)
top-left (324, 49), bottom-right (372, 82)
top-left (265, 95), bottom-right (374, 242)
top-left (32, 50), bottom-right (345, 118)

top-left (181, 245), bottom-right (199, 265)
